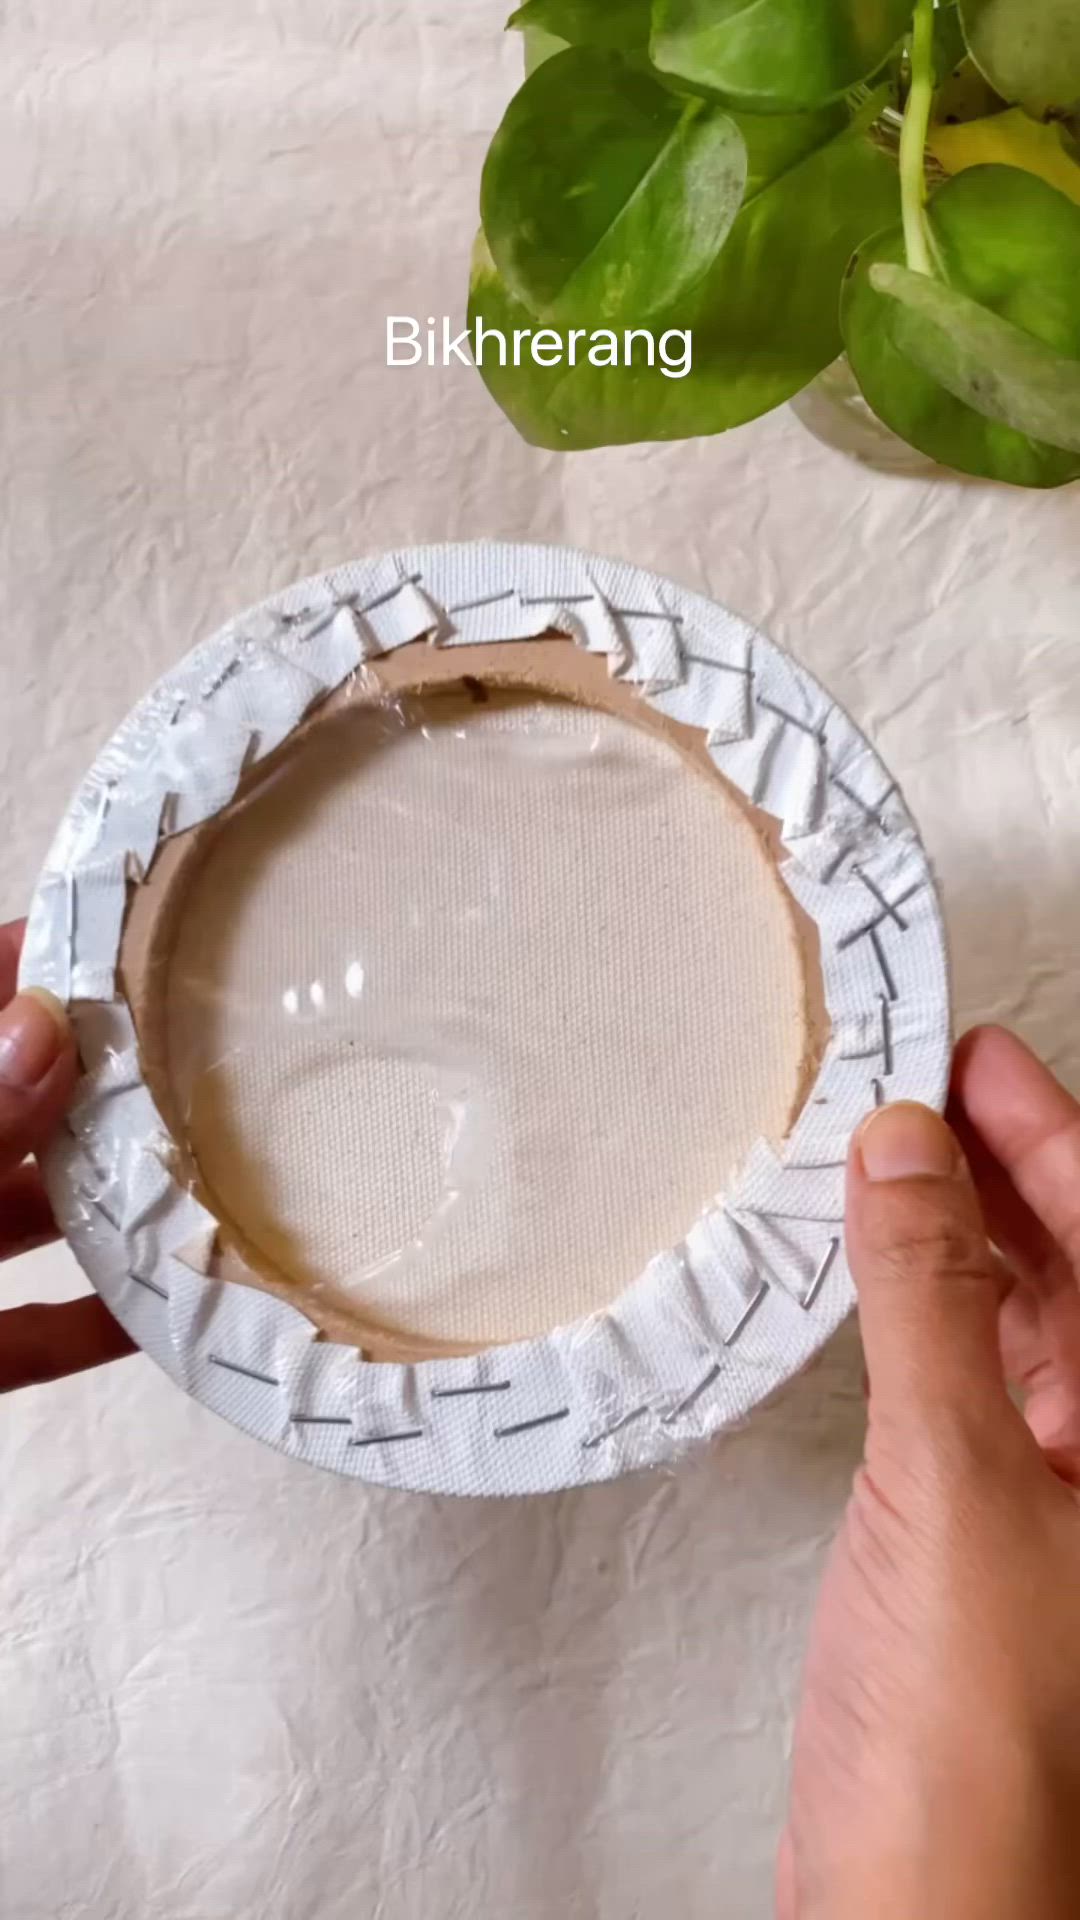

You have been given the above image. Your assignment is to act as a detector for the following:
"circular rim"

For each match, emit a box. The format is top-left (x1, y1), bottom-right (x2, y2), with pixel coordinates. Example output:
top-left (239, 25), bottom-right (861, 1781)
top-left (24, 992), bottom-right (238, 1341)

top-left (21, 541), bottom-right (951, 1494)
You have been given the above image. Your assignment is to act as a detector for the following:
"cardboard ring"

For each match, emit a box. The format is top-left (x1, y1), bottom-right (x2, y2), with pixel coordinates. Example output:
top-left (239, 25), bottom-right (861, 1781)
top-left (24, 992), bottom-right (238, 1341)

top-left (121, 635), bottom-right (829, 1363)
top-left (21, 542), bottom-right (950, 1494)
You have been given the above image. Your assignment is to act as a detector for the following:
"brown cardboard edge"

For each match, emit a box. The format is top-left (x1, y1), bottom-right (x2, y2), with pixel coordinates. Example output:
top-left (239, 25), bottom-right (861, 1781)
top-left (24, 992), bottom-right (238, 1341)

top-left (118, 634), bottom-right (829, 1363)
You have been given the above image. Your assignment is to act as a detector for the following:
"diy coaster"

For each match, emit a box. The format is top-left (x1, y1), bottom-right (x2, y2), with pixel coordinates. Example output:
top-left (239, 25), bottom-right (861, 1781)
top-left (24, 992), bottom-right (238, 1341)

top-left (21, 542), bottom-right (950, 1494)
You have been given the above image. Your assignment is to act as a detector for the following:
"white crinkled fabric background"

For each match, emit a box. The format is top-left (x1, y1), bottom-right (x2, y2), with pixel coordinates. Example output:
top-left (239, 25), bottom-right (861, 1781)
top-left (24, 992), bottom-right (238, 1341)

top-left (1, 3), bottom-right (1077, 1916)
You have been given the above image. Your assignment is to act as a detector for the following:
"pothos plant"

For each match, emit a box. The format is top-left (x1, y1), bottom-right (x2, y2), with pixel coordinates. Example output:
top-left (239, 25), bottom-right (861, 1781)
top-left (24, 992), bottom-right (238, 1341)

top-left (467, 0), bottom-right (1080, 487)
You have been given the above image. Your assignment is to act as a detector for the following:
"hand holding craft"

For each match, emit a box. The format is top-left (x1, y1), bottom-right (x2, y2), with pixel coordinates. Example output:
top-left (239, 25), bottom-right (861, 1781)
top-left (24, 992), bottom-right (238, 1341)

top-left (781, 1027), bottom-right (1080, 1920)
top-left (0, 919), bottom-right (133, 1390)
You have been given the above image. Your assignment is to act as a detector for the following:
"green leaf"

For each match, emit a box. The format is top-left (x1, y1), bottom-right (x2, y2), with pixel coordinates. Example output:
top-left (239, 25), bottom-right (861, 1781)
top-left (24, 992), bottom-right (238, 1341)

top-left (480, 48), bottom-right (747, 327)
top-left (508, 0), bottom-right (651, 53)
top-left (549, 108), bottom-right (899, 442)
top-left (650, 0), bottom-right (912, 112)
top-left (869, 261), bottom-right (1080, 450)
top-left (842, 165), bottom-right (1080, 486)
top-left (469, 107), bottom-right (900, 448)
top-left (931, 3), bottom-right (968, 84)
top-left (959, 0), bottom-right (1080, 117)
top-left (466, 232), bottom-right (573, 449)
top-left (521, 24), bottom-right (568, 73)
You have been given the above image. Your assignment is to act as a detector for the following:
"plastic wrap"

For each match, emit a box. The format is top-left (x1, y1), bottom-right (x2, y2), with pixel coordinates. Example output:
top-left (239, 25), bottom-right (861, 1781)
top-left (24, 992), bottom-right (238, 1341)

top-left (20, 541), bottom-right (951, 1495)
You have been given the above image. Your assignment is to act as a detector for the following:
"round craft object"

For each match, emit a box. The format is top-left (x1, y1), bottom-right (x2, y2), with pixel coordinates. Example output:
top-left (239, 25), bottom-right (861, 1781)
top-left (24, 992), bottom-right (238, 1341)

top-left (22, 542), bottom-right (950, 1495)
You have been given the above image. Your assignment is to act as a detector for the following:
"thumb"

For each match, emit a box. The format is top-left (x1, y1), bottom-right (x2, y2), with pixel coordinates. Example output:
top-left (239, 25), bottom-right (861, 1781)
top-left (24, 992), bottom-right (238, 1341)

top-left (0, 989), bottom-right (77, 1178)
top-left (846, 1100), bottom-right (1014, 1436)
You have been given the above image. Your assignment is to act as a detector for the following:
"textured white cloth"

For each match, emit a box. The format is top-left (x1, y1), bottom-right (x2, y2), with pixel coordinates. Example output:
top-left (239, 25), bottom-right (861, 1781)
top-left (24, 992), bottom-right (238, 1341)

top-left (2, 3), bottom-right (1079, 1915)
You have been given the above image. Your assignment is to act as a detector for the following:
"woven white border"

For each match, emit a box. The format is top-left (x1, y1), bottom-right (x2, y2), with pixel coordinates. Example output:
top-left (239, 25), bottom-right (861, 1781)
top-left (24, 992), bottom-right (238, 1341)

top-left (21, 542), bottom-right (950, 1495)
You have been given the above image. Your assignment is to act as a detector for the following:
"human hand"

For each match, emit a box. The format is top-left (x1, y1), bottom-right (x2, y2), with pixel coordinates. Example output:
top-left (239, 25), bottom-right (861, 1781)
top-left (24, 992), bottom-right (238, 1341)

top-left (780, 1026), bottom-right (1080, 1920)
top-left (1, 918), bottom-right (134, 1390)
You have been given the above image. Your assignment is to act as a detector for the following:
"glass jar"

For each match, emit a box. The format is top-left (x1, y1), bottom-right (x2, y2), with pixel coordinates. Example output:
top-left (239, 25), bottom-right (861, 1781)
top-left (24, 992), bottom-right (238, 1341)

top-left (789, 357), bottom-right (940, 477)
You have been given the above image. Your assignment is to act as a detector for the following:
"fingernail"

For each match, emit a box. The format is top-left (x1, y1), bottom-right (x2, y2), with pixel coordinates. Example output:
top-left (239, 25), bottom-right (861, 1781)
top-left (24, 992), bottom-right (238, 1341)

top-left (857, 1101), bottom-right (958, 1182)
top-left (0, 989), bottom-right (70, 1090)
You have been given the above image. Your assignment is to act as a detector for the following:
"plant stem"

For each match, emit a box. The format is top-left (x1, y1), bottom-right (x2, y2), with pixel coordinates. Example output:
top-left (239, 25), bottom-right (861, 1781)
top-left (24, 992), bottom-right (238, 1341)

top-left (900, 0), bottom-right (936, 274)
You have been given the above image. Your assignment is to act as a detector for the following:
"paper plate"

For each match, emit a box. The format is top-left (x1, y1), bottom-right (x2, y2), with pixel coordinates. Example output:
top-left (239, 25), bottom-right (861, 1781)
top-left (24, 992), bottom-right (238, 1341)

top-left (21, 542), bottom-right (950, 1493)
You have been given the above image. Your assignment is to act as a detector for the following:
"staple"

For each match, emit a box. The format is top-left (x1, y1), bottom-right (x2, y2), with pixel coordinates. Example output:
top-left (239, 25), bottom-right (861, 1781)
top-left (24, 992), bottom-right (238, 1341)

top-left (355, 572), bottom-right (423, 617)
top-left (784, 1157), bottom-right (846, 1171)
top-left (90, 1191), bottom-right (122, 1232)
top-left (682, 651), bottom-right (753, 678)
top-left (200, 656), bottom-right (242, 701)
top-left (723, 1280), bottom-right (769, 1346)
top-left (208, 1353), bottom-right (280, 1389)
top-left (431, 1381), bottom-right (513, 1398)
top-left (272, 603), bottom-right (318, 630)
top-left (889, 877), bottom-right (924, 912)
top-left (872, 1077), bottom-right (885, 1107)
top-left (582, 1405), bottom-right (650, 1449)
top-left (663, 1361), bottom-right (721, 1423)
top-left (494, 1408), bottom-right (570, 1439)
top-left (296, 604), bottom-right (341, 642)
top-left (740, 1205), bottom-right (843, 1224)
top-left (854, 865), bottom-right (908, 929)
top-left (446, 588), bottom-right (516, 614)
top-left (839, 877), bottom-right (926, 949)
top-left (130, 1270), bottom-right (169, 1301)
top-left (292, 1414), bottom-right (352, 1427)
top-left (611, 605), bottom-right (684, 626)
top-left (349, 1428), bottom-right (424, 1448)
top-left (829, 772), bottom-right (894, 831)
top-left (518, 591), bottom-right (594, 606)
top-left (869, 925), bottom-right (898, 1000)
top-left (819, 842), bottom-right (851, 886)
top-left (880, 994), bottom-right (894, 1076)
top-left (267, 596), bottom-right (354, 646)
top-left (838, 884), bottom-right (923, 951)
top-left (757, 696), bottom-right (825, 742)
top-left (802, 1237), bottom-right (839, 1310)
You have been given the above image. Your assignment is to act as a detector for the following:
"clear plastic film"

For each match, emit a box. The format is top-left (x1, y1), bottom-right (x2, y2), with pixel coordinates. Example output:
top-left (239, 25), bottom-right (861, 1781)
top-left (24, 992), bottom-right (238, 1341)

top-left (157, 677), bottom-right (812, 1359)
top-left (21, 543), bottom-right (951, 1493)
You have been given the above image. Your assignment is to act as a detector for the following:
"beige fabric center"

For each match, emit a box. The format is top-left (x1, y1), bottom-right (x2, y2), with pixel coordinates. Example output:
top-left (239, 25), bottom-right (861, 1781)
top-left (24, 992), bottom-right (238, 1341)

top-left (164, 690), bottom-right (808, 1348)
